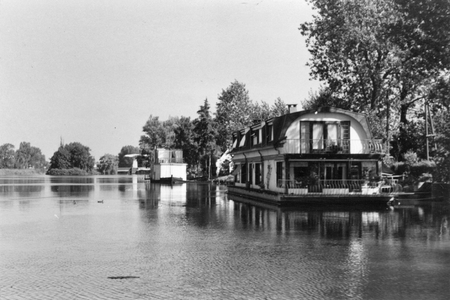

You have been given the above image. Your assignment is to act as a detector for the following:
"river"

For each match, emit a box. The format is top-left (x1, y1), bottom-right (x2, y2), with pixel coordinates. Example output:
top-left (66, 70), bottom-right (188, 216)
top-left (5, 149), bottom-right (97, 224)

top-left (1, 175), bottom-right (449, 299)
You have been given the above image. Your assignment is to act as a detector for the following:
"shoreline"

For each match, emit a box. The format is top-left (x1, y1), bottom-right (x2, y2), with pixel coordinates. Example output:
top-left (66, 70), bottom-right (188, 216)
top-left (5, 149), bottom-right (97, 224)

top-left (0, 169), bottom-right (45, 176)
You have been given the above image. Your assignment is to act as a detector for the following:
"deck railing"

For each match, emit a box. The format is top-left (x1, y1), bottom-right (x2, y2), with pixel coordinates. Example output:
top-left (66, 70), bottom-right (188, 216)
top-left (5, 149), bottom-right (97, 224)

top-left (157, 157), bottom-right (184, 163)
top-left (281, 139), bottom-right (385, 154)
top-left (277, 179), bottom-right (402, 195)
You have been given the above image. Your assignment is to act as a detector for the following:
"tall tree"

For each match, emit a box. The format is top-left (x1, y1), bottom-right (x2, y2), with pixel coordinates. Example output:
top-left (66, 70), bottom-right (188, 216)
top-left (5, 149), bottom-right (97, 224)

top-left (48, 142), bottom-right (94, 172)
top-left (0, 143), bottom-right (16, 169)
top-left (215, 80), bottom-right (254, 151)
top-left (173, 116), bottom-right (198, 169)
top-left (140, 115), bottom-right (165, 151)
top-left (193, 99), bottom-right (217, 178)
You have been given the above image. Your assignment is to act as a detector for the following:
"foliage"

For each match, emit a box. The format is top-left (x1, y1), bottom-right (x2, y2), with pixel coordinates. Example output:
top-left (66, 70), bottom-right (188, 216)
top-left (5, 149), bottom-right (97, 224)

top-left (300, 0), bottom-right (450, 159)
top-left (46, 168), bottom-right (89, 176)
top-left (215, 80), bottom-right (254, 151)
top-left (173, 116), bottom-right (198, 169)
top-left (97, 154), bottom-right (118, 175)
top-left (433, 111), bottom-right (450, 182)
top-left (302, 87), bottom-right (350, 111)
top-left (193, 99), bottom-right (217, 178)
top-left (0, 143), bottom-right (16, 168)
top-left (140, 115), bottom-right (165, 150)
top-left (215, 81), bottom-right (289, 151)
top-left (9, 142), bottom-right (47, 170)
top-left (0, 168), bottom-right (44, 176)
top-left (48, 142), bottom-right (94, 174)
top-left (118, 145), bottom-right (140, 167)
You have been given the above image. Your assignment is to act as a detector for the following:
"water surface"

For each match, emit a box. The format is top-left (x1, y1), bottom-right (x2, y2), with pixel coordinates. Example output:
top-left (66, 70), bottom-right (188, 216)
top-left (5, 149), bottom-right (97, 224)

top-left (1, 175), bottom-right (450, 299)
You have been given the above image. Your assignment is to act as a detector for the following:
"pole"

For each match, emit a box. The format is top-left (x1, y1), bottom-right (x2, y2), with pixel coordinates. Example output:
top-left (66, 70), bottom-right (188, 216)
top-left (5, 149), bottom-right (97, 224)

top-left (425, 100), bottom-right (430, 160)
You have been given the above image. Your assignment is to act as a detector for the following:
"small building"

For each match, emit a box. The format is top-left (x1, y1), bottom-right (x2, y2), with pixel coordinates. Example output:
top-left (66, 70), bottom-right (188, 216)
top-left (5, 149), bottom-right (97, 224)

top-left (229, 107), bottom-right (391, 205)
top-left (150, 148), bottom-right (187, 182)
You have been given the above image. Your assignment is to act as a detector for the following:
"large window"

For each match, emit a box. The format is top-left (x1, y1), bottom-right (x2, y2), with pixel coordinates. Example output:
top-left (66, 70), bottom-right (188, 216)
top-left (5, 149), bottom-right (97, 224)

top-left (302, 121), bottom-right (350, 153)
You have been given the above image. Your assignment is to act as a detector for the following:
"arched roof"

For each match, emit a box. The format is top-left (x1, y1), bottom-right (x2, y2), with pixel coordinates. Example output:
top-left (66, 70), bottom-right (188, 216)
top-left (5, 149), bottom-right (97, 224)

top-left (273, 107), bottom-right (373, 145)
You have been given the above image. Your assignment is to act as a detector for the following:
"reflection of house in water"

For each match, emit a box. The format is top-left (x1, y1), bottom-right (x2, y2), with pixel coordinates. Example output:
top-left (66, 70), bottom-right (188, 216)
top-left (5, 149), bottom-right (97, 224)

top-left (229, 107), bottom-right (391, 205)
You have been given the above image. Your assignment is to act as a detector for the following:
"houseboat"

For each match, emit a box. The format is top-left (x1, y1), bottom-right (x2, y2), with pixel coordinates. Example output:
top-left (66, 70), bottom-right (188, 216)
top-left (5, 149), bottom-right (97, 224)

top-left (228, 107), bottom-right (395, 206)
top-left (149, 148), bottom-right (187, 183)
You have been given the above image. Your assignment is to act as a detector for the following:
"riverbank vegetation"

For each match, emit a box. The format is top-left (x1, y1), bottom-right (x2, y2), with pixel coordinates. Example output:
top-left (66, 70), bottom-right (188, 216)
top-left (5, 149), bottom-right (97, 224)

top-left (0, 142), bottom-right (47, 173)
top-left (46, 142), bottom-right (96, 175)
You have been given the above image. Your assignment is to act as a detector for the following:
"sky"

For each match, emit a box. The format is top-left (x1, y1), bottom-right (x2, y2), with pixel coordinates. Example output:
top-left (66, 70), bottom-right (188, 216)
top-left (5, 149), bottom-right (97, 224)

top-left (0, 0), bottom-right (320, 160)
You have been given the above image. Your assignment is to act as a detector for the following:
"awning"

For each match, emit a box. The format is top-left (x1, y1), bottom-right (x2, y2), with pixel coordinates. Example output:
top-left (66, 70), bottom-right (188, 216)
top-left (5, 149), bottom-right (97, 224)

top-left (231, 164), bottom-right (242, 175)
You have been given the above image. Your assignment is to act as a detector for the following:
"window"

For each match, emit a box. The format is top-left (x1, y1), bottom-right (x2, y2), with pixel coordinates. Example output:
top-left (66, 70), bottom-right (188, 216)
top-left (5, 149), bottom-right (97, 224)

top-left (267, 124), bottom-right (273, 142)
top-left (276, 161), bottom-right (283, 187)
top-left (305, 121), bottom-right (349, 153)
top-left (251, 128), bottom-right (261, 146)
top-left (255, 163), bottom-right (261, 185)
top-left (241, 164), bottom-right (247, 183)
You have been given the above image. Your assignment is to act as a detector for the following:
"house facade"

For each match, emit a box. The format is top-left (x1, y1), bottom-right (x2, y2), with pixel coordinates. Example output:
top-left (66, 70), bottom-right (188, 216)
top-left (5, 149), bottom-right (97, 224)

top-left (230, 107), bottom-right (386, 196)
top-left (150, 148), bottom-right (187, 182)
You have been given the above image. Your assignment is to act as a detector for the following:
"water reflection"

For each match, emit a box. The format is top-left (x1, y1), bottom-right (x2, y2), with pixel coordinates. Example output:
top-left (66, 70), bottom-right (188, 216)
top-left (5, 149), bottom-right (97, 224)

top-left (1, 176), bottom-right (450, 299)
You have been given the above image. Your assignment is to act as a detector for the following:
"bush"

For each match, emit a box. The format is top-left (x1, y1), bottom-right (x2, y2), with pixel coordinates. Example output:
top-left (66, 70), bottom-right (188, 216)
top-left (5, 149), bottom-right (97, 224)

top-left (391, 162), bottom-right (409, 175)
top-left (409, 160), bottom-right (436, 178)
top-left (46, 168), bottom-right (89, 176)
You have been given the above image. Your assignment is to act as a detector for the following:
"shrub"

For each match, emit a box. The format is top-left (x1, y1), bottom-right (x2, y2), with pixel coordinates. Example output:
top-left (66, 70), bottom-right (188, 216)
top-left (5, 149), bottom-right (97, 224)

top-left (409, 160), bottom-right (436, 178)
top-left (46, 168), bottom-right (89, 176)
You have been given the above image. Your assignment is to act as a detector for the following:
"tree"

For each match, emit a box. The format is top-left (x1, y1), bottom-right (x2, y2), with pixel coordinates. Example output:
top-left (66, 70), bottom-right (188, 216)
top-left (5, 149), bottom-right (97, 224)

top-left (0, 143), bottom-right (15, 169)
top-left (270, 97), bottom-right (289, 117)
top-left (66, 142), bottom-right (95, 171)
top-left (97, 154), bottom-right (118, 175)
top-left (173, 116), bottom-right (198, 170)
top-left (193, 99), bottom-right (217, 178)
top-left (433, 111), bottom-right (450, 182)
top-left (15, 142), bottom-right (32, 169)
top-left (49, 146), bottom-right (71, 170)
top-left (300, 0), bottom-right (450, 158)
top-left (48, 142), bottom-right (94, 172)
top-left (118, 145), bottom-right (140, 168)
top-left (140, 115), bottom-right (165, 150)
top-left (215, 80), bottom-right (254, 151)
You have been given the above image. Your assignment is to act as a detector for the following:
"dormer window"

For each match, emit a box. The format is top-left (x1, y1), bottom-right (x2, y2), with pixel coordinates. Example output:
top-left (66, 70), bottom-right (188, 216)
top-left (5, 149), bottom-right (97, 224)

top-left (252, 129), bottom-right (259, 145)
top-left (267, 124), bottom-right (273, 142)
top-left (250, 126), bottom-right (263, 146)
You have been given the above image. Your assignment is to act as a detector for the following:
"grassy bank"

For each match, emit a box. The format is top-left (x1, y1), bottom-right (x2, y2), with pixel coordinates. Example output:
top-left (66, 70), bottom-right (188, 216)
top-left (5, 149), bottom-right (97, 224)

top-left (0, 169), bottom-right (45, 176)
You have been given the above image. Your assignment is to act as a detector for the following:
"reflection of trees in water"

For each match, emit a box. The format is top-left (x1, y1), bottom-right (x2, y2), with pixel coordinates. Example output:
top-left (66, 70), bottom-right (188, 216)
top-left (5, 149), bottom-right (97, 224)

top-left (49, 177), bottom-right (94, 184)
top-left (134, 182), bottom-right (450, 242)
top-left (51, 185), bottom-right (93, 197)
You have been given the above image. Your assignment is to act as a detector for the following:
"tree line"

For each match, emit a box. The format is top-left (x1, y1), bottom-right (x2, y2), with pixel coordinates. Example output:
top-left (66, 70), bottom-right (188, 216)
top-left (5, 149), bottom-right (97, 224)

top-left (0, 142), bottom-right (47, 171)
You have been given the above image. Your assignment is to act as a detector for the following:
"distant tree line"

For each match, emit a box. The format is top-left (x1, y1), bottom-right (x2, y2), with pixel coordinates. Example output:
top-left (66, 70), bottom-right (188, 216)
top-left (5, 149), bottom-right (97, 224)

top-left (0, 142), bottom-right (47, 171)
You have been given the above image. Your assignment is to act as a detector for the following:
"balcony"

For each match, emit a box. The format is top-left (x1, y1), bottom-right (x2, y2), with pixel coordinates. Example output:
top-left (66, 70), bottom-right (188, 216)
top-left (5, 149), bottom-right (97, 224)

top-left (277, 179), bottom-right (401, 195)
top-left (281, 139), bottom-right (385, 155)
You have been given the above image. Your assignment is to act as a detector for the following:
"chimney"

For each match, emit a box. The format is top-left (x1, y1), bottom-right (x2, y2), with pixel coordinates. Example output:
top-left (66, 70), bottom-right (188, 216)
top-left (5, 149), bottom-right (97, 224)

top-left (287, 104), bottom-right (297, 114)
